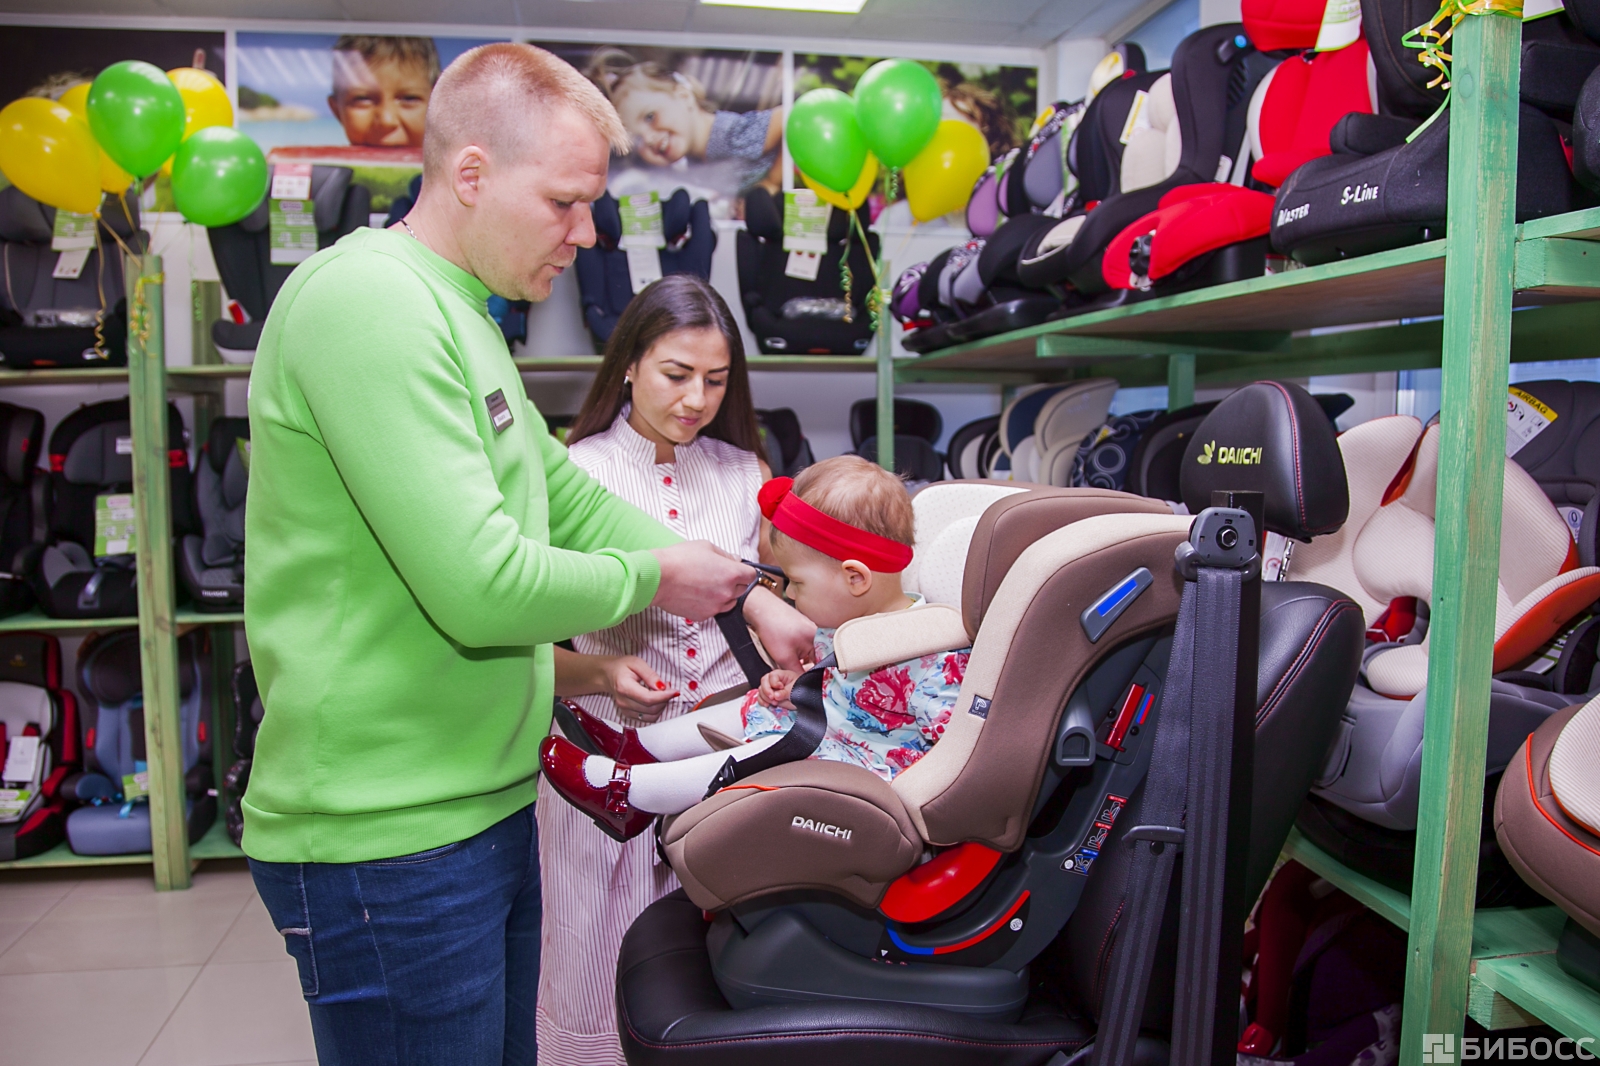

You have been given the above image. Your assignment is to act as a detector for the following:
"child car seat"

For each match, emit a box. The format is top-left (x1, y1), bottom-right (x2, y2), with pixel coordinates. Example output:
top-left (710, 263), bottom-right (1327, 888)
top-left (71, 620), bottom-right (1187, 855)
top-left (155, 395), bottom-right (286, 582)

top-left (756, 408), bottom-right (814, 479)
top-left (0, 188), bottom-right (143, 369)
top-left (575, 190), bottom-right (717, 347)
top-left (736, 187), bottom-right (878, 355)
top-left (945, 416), bottom-right (1002, 480)
top-left (64, 628), bottom-right (213, 855)
top-left (207, 165), bottom-right (370, 361)
top-left (1016, 25), bottom-right (1275, 298)
top-left (1271, 0), bottom-right (1600, 264)
top-left (0, 633), bottom-right (80, 860)
top-left (223, 659), bottom-right (261, 847)
top-left (179, 416), bottom-right (248, 611)
top-left (617, 382), bottom-right (1365, 1064)
top-left (0, 402), bottom-right (45, 619)
top-left (849, 398), bottom-right (944, 482)
top-left (1502, 378), bottom-right (1600, 561)
top-left (997, 379), bottom-right (1120, 486)
top-left (21, 398), bottom-right (195, 619)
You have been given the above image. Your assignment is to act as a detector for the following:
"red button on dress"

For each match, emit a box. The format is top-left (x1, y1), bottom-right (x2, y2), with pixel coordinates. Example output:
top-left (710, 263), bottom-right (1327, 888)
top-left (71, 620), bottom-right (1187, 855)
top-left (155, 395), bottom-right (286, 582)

top-left (688, 681), bottom-right (699, 691)
top-left (663, 476), bottom-right (672, 485)
top-left (686, 648), bottom-right (697, 659)
top-left (668, 508), bottom-right (679, 519)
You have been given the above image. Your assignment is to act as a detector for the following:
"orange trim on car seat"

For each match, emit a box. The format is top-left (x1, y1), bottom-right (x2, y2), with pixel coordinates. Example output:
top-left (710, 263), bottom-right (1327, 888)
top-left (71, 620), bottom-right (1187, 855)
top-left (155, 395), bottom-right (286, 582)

top-left (1561, 537), bottom-right (1580, 575)
top-left (1526, 741), bottom-right (1600, 857)
top-left (879, 841), bottom-right (1003, 924)
top-left (1380, 430), bottom-right (1426, 506)
top-left (1492, 572), bottom-right (1600, 672)
top-left (712, 783), bottom-right (780, 795)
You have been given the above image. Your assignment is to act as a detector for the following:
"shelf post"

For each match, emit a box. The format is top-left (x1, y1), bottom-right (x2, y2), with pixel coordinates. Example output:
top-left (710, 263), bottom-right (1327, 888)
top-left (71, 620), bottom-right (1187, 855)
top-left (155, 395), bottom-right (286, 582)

top-left (875, 256), bottom-right (894, 474)
top-left (127, 252), bottom-right (191, 891)
top-left (1401, 9), bottom-right (1522, 1060)
top-left (1166, 353), bottom-right (1195, 410)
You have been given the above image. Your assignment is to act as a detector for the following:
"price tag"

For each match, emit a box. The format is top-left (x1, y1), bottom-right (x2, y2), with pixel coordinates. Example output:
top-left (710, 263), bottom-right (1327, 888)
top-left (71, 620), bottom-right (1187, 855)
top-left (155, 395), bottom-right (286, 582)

top-left (1524, 0), bottom-right (1564, 18)
top-left (94, 493), bottom-right (137, 557)
top-left (51, 210), bottom-right (97, 251)
top-left (0, 789), bottom-right (31, 821)
top-left (619, 192), bottom-right (665, 250)
top-left (122, 761), bottom-right (149, 802)
top-left (1119, 90), bottom-right (1152, 145)
top-left (269, 199), bottom-right (318, 265)
top-left (624, 245), bottom-right (661, 295)
top-left (1315, 0), bottom-right (1363, 50)
top-left (270, 162), bottom-right (313, 200)
top-left (2, 735), bottom-right (40, 783)
top-left (1506, 386), bottom-right (1557, 458)
top-left (785, 250), bottom-right (822, 281)
top-left (782, 190), bottom-right (831, 254)
top-left (53, 248), bottom-right (91, 279)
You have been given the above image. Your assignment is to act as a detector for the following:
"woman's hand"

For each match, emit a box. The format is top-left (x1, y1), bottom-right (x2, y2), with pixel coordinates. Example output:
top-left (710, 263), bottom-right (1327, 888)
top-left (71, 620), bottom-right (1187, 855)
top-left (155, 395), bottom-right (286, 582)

top-left (759, 668), bottom-right (798, 710)
top-left (742, 586), bottom-right (816, 673)
top-left (603, 656), bottom-right (679, 724)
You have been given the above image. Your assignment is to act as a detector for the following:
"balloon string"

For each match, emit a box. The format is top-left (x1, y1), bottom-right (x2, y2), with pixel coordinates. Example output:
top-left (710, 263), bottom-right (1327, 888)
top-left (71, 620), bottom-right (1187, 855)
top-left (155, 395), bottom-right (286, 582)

top-left (847, 208), bottom-right (887, 336)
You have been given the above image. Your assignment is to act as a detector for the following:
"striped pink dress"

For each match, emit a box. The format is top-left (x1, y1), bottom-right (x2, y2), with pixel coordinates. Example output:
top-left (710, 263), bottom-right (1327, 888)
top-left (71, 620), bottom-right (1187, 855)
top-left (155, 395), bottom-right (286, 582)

top-left (535, 409), bottom-right (762, 1065)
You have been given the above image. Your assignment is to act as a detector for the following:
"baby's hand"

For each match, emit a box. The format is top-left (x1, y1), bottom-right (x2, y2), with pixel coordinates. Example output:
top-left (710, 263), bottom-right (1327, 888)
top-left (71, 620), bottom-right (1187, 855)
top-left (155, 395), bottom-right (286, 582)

top-left (759, 668), bottom-right (799, 710)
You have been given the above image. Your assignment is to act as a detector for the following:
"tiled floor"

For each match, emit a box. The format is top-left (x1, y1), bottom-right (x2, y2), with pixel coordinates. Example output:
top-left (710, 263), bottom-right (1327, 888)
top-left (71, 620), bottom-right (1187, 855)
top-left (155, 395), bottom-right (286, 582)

top-left (0, 859), bottom-right (315, 1066)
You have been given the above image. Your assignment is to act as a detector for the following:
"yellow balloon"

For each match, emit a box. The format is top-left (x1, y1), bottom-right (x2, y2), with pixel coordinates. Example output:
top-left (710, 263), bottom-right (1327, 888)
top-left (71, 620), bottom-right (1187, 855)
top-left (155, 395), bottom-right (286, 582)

top-left (903, 120), bottom-right (991, 223)
top-left (161, 68), bottom-right (233, 176)
top-left (56, 82), bottom-right (134, 194)
top-left (0, 98), bottom-right (103, 214)
top-left (803, 153), bottom-right (878, 211)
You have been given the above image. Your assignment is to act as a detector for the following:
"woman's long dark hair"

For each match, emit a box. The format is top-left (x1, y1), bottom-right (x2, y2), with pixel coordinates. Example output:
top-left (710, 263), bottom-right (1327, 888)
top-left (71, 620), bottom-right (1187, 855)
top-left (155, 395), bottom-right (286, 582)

top-left (567, 273), bottom-right (761, 453)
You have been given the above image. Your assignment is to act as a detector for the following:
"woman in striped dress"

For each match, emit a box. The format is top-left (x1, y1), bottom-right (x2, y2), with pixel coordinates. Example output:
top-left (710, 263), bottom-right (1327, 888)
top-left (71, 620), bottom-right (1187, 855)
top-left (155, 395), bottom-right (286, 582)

top-left (535, 274), bottom-right (813, 1064)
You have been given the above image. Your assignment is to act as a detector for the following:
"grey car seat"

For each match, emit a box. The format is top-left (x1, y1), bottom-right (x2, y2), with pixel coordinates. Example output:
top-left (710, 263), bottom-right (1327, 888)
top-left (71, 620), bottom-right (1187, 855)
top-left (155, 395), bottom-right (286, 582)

top-left (179, 417), bottom-right (248, 611)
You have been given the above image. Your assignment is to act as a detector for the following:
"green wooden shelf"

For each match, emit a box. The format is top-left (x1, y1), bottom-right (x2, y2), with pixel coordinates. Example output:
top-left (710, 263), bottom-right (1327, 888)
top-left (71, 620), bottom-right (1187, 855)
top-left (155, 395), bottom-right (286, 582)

top-left (0, 367), bottom-right (129, 386)
top-left (1284, 829), bottom-right (1600, 1040)
top-left (175, 610), bottom-right (244, 626)
top-left (0, 818), bottom-right (242, 871)
top-left (512, 355), bottom-right (877, 374)
top-left (0, 610), bottom-right (137, 633)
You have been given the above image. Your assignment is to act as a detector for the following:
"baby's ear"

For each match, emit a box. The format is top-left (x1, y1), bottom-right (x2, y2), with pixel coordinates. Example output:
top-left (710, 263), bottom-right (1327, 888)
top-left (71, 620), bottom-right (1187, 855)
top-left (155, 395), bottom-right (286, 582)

top-left (841, 559), bottom-right (874, 597)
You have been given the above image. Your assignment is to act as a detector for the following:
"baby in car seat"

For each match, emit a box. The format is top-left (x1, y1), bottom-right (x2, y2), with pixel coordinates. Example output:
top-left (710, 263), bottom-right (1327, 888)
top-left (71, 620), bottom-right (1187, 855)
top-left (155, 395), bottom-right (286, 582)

top-left (539, 455), bottom-right (971, 841)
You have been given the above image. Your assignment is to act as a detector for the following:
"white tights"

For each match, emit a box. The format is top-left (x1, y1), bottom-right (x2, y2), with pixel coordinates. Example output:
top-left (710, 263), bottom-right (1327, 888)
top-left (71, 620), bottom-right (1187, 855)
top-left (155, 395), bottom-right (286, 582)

top-left (580, 697), bottom-right (783, 815)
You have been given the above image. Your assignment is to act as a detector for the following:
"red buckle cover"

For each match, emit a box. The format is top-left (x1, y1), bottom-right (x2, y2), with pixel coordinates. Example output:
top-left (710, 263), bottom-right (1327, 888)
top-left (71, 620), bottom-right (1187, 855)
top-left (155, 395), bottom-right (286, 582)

top-left (880, 841), bottom-right (1003, 924)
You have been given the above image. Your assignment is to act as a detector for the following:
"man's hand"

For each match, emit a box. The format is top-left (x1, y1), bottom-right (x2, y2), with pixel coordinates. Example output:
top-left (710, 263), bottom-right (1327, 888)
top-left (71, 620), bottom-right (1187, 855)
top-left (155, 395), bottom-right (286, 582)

top-left (742, 586), bottom-right (817, 673)
top-left (649, 541), bottom-right (753, 621)
top-left (602, 656), bottom-right (678, 725)
top-left (758, 668), bottom-right (799, 710)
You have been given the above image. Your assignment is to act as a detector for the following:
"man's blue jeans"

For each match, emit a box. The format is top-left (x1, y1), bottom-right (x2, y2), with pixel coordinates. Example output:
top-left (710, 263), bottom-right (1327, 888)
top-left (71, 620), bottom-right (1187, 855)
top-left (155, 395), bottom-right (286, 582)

top-left (249, 805), bottom-right (541, 1066)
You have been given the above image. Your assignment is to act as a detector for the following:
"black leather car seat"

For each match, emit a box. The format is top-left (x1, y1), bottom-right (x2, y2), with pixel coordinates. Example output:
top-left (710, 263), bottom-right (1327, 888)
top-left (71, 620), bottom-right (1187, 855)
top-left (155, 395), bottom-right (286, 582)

top-left (575, 189), bottom-right (717, 347)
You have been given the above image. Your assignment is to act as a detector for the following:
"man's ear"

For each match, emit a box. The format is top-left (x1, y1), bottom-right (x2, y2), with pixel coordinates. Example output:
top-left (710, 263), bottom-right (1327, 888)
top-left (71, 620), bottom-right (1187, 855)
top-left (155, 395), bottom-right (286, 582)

top-left (841, 559), bottom-right (874, 598)
top-left (326, 94), bottom-right (341, 119)
top-left (453, 145), bottom-right (486, 207)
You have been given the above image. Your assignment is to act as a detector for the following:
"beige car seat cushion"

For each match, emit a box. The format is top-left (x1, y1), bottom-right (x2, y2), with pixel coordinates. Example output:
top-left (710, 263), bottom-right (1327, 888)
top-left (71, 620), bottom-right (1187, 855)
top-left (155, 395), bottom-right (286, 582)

top-left (1120, 74), bottom-right (1181, 193)
top-left (1365, 644), bottom-right (1430, 699)
top-left (834, 603), bottom-right (970, 674)
top-left (1549, 696), bottom-right (1600, 836)
top-left (905, 482), bottom-right (1025, 596)
top-left (918, 515), bottom-right (981, 608)
top-left (896, 511), bottom-right (1192, 849)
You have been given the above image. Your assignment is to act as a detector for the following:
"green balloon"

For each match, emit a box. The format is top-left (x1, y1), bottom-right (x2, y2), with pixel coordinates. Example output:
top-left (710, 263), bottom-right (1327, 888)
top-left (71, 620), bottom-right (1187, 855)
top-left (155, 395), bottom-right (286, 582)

top-left (86, 60), bottom-right (186, 178)
top-left (853, 60), bottom-right (943, 169)
top-left (171, 127), bottom-right (268, 227)
top-left (786, 88), bottom-right (868, 194)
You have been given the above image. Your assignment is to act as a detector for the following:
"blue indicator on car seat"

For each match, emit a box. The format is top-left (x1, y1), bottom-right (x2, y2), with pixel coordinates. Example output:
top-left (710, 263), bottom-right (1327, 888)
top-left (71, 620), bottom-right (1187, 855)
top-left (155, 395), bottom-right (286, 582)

top-left (1080, 567), bottom-right (1154, 643)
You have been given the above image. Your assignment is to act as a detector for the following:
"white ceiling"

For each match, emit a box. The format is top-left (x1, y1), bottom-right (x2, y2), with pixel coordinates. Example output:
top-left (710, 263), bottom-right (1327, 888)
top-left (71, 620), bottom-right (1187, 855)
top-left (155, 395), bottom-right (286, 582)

top-left (0, 0), bottom-right (1168, 51)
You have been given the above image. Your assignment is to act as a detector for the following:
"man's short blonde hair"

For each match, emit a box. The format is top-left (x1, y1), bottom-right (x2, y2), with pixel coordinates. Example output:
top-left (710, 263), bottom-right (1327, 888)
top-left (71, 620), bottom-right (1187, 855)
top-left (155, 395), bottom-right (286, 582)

top-left (770, 456), bottom-right (915, 563)
top-left (423, 42), bottom-right (630, 177)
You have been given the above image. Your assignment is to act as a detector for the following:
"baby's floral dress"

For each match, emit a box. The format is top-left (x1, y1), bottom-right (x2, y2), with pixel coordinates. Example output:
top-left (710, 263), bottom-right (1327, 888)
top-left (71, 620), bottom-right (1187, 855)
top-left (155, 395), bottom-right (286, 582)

top-left (740, 599), bottom-right (971, 782)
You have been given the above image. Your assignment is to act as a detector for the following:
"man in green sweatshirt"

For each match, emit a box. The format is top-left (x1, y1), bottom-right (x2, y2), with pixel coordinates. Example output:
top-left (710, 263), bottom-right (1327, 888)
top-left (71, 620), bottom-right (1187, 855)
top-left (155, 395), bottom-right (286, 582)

top-left (242, 42), bottom-right (812, 1066)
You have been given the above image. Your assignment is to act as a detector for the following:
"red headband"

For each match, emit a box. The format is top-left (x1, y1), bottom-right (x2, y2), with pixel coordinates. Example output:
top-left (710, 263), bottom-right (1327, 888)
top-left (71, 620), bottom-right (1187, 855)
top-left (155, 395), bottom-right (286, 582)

top-left (759, 477), bottom-right (914, 574)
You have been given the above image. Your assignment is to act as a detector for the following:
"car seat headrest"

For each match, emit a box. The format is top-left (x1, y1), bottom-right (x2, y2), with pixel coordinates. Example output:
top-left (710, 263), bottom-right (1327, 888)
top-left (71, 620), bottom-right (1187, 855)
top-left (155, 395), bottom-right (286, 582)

top-left (592, 193), bottom-right (622, 246)
top-left (966, 162), bottom-right (1005, 237)
top-left (0, 186), bottom-right (54, 244)
top-left (206, 417), bottom-right (249, 475)
top-left (1243, 0), bottom-right (1337, 52)
top-left (79, 629), bottom-right (198, 706)
top-left (1566, 0), bottom-right (1600, 42)
top-left (236, 165), bottom-right (352, 234)
top-left (62, 421), bottom-right (135, 487)
top-left (743, 187), bottom-right (782, 242)
top-left (1180, 380), bottom-right (1349, 541)
top-left (850, 398), bottom-right (942, 449)
top-left (0, 403), bottom-right (42, 488)
top-left (662, 188), bottom-right (692, 242)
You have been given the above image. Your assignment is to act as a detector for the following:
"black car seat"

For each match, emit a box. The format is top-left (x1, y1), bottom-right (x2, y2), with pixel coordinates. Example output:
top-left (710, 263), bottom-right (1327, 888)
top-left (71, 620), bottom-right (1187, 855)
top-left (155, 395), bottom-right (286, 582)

top-left (737, 187), bottom-right (878, 355)
top-left (756, 408), bottom-right (814, 479)
top-left (575, 190), bottom-right (717, 347)
top-left (0, 188), bottom-right (143, 369)
top-left (1271, 0), bottom-right (1600, 264)
top-left (945, 416), bottom-right (1002, 480)
top-left (0, 402), bottom-right (46, 619)
top-left (0, 633), bottom-right (80, 860)
top-left (849, 397), bottom-right (944, 482)
top-left (21, 398), bottom-right (195, 619)
top-left (1016, 25), bottom-right (1275, 298)
top-left (223, 659), bottom-right (262, 847)
top-left (63, 628), bottom-right (214, 855)
top-left (616, 381), bottom-right (1364, 1065)
top-left (179, 416), bottom-right (248, 612)
top-left (207, 164), bottom-right (370, 360)
top-left (1501, 378), bottom-right (1600, 561)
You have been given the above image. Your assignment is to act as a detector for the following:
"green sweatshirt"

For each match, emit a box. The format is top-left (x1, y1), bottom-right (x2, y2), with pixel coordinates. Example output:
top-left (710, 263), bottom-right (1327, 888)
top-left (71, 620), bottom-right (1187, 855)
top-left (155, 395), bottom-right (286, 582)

top-left (242, 227), bottom-right (678, 863)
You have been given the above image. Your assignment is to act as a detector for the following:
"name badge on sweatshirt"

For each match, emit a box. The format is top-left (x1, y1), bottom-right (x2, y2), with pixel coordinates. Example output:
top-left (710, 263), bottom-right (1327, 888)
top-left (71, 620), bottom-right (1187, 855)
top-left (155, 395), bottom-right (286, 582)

top-left (485, 389), bottom-right (514, 434)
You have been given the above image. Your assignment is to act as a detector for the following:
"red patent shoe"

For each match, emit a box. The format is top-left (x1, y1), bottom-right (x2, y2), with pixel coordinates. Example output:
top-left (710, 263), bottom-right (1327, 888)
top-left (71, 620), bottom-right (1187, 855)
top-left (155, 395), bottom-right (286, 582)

top-left (558, 699), bottom-right (659, 765)
top-left (1237, 1022), bottom-right (1276, 1056)
top-left (539, 735), bottom-right (655, 842)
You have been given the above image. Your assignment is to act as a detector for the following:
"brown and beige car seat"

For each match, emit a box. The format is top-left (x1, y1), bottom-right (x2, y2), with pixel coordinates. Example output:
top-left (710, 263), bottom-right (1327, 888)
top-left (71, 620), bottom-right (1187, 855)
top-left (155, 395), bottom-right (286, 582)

top-left (615, 381), bottom-right (1366, 1066)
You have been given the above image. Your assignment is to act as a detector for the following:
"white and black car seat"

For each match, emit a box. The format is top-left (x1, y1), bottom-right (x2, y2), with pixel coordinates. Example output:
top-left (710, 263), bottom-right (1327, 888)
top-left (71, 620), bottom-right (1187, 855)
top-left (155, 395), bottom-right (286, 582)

top-left (0, 401), bottom-right (46, 619)
top-left (179, 417), bottom-right (247, 612)
top-left (207, 164), bottom-right (370, 361)
top-left (0, 187), bottom-right (143, 369)
top-left (736, 187), bottom-right (878, 355)
top-left (0, 633), bottom-right (81, 860)
top-left (575, 189), bottom-right (717, 347)
top-left (21, 398), bottom-right (196, 619)
top-left (615, 382), bottom-right (1365, 1066)
top-left (223, 659), bottom-right (262, 847)
top-left (1503, 378), bottom-right (1600, 561)
top-left (1271, 0), bottom-right (1600, 264)
top-left (849, 398), bottom-right (945, 482)
top-left (755, 408), bottom-right (814, 479)
top-left (64, 628), bottom-right (214, 856)
top-left (1015, 25), bottom-right (1276, 300)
